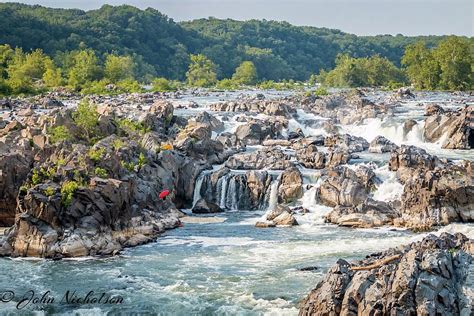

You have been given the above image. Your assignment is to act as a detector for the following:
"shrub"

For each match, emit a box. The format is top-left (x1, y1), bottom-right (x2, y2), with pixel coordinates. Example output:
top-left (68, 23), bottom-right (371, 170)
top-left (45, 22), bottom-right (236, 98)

top-left (44, 186), bottom-right (55, 197)
top-left (31, 169), bottom-right (41, 185)
top-left (73, 99), bottom-right (99, 141)
top-left (121, 160), bottom-right (135, 172)
top-left (60, 181), bottom-right (79, 207)
top-left (137, 153), bottom-right (147, 169)
top-left (152, 77), bottom-right (177, 92)
top-left (88, 147), bottom-right (105, 163)
top-left (48, 125), bottom-right (72, 144)
top-left (116, 118), bottom-right (150, 135)
top-left (112, 139), bottom-right (125, 151)
top-left (94, 167), bottom-right (108, 178)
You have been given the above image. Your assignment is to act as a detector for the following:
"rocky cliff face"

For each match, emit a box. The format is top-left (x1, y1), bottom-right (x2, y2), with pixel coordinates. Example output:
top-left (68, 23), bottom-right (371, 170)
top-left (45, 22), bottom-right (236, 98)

top-left (0, 97), bottom-right (211, 258)
top-left (299, 233), bottom-right (473, 315)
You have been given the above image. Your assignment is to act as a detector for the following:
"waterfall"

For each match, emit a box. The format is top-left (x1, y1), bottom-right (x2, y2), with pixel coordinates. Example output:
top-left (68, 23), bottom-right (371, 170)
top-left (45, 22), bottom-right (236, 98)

top-left (192, 174), bottom-right (205, 206)
top-left (267, 178), bottom-right (280, 210)
top-left (219, 175), bottom-right (229, 209)
top-left (226, 177), bottom-right (238, 210)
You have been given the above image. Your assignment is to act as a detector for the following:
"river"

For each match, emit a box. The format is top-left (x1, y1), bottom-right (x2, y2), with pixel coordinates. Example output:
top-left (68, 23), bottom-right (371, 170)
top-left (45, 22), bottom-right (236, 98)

top-left (0, 89), bottom-right (472, 315)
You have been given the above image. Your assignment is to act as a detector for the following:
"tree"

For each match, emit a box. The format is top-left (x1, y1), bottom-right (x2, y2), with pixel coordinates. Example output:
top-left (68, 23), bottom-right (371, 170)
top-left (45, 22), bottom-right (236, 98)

top-left (72, 99), bottom-right (99, 141)
top-left (232, 61), bottom-right (257, 85)
top-left (104, 54), bottom-right (134, 83)
top-left (68, 49), bottom-right (102, 90)
top-left (152, 77), bottom-right (176, 92)
top-left (186, 54), bottom-right (217, 87)
top-left (433, 37), bottom-right (471, 90)
top-left (42, 59), bottom-right (63, 87)
top-left (402, 41), bottom-right (440, 90)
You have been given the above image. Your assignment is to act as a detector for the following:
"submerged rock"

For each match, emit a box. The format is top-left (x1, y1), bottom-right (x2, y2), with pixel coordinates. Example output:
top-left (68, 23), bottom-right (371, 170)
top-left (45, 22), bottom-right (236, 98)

top-left (299, 233), bottom-right (473, 315)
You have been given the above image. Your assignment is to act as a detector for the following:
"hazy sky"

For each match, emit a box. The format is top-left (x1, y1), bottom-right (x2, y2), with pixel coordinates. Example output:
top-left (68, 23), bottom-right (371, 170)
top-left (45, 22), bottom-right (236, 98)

top-left (4, 0), bottom-right (473, 36)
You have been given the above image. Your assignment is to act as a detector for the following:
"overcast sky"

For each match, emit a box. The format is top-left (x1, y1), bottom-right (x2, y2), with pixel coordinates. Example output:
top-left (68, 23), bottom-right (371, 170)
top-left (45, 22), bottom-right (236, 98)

top-left (4, 0), bottom-right (473, 36)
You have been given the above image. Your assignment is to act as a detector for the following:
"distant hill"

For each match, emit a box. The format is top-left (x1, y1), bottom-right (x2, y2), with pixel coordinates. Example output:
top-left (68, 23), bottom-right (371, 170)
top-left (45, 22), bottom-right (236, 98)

top-left (0, 3), bottom-right (449, 80)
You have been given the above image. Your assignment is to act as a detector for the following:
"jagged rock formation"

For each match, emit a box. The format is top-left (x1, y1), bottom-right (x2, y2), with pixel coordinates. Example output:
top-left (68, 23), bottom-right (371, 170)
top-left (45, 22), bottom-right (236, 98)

top-left (299, 233), bottom-right (473, 315)
top-left (424, 105), bottom-right (473, 149)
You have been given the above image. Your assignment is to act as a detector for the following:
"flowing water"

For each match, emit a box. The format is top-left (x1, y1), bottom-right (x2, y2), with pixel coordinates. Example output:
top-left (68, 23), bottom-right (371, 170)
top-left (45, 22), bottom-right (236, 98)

top-left (0, 90), bottom-right (472, 315)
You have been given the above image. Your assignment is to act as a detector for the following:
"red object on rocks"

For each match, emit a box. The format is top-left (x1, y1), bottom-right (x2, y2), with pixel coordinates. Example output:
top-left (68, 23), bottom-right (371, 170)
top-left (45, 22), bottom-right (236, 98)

top-left (159, 190), bottom-right (170, 199)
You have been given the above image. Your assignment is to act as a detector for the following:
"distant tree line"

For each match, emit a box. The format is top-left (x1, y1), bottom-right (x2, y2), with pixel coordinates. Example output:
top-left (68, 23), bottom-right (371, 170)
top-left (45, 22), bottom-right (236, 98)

top-left (0, 3), bottom-right (457, 82)
top-left (0, 3), bottom-right (472, 95)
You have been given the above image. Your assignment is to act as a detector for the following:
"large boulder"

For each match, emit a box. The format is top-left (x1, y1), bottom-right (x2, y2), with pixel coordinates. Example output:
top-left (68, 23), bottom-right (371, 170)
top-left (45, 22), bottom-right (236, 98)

top-left (278, 167), bottom-right (303, 203)
top-left (0, 152), bottom-right (33, 226)
top-left (369, 135), bottom-right (398, 153)
top-left (317, 166), bottom-right (372, 208)
top-left (299, 233), bottom-right (473, 315)
top-left (390, 146), bottom-right (474, 230)
top-left (423, 105), bottom-right (473, 149)
top-left (192, 198), bottom-right (223, 214)
top-left (325, 199), bottom-right (399, 228)
top-left (324, 134), bottom-right (369, 153)
top-left (256, 204), bottom-right (298, 227)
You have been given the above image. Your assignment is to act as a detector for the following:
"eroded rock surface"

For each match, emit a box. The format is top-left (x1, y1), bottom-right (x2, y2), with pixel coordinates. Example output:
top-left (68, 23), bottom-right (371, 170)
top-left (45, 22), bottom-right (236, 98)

top-left (299, 233), bottom-right (473, 316)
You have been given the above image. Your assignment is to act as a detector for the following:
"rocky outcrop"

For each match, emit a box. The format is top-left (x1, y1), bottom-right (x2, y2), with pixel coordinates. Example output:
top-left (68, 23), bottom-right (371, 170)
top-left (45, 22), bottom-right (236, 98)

top-left (255, 204), bottom-right (298, 227)
top-left (325, 199), bottom-right (399, 228)
top-left (278, 167), bottom-right (303, 203)
top-left (318, 166), bottom-right (375, 208)
top-left (225, 148), bottom-right (293, 170)
top-left (196, 168), bottom-right (274, 210)
top-left (296, 145), bottom-right (350, 169)
top-left (390, 146), bottom-right (474, 230)
top-left (423, 105), bottom-right (473, 149)
top-left (0, 152), bottom-right (34, 226)
top-left (192, 198), bottom-right (223, 213)
top-left (299, 233), bottom-right (473, 315)
top-left (210, 99), bottom-right (295, 117)
top-left (368, 135), bottom-right (398, 153)
top-left (234, 118), bottom-right (284, 145)
top-left (324, 134), bottom-right (369, 153)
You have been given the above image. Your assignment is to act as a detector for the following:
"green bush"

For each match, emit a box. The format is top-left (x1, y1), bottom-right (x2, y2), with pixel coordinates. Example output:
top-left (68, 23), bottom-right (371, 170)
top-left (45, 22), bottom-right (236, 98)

top-left (94, 167), bottom-right (108, 178)
top-left (137, 153), bottom-right (147, 169)
top-left (112, 139), bottom-right (125, 151)
top-left (48, 125), bottom-right (72, 144)
top-left (152, 77), bottom-right (177, 92)
top-left (121, 160), bottom-right (135, 172)
top-left (73, 99), bottom-right (99, 141)
top-left (60, 181), bottom-right (79, 207)
top-left (44, 186), bottom-right (55, 197)
top-left (88, 147), bottom-right (105, 163)
top-left (216, 78), bottom-right (239, 90)
top-left (116, 118), bottom-right (150, 135)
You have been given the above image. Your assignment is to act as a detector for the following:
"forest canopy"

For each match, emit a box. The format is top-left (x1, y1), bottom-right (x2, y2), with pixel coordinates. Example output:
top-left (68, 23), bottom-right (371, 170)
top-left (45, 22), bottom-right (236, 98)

top-left (0, 3), bottom-right (472, 94)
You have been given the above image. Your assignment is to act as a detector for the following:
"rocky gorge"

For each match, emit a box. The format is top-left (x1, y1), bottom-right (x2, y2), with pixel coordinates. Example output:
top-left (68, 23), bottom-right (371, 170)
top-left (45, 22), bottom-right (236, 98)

top-left (0, 88), bottom-right (472, 314)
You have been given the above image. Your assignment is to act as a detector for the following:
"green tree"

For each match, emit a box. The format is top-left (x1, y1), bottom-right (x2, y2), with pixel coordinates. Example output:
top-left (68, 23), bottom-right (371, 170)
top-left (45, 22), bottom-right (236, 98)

top-left (232, 61), bottom-right (257, 85)
top-left (433, 37), bottom-right (471, 90)
top-left (186, 54), bottom-right (217, 87)
top-left (68, 49), bottom-right (102, 90)
top-left (43, 59), bottom-right (63, 87)
top-left (73, 99), bottom-right (99, 141)
top-left (402, 41), bottom-right (440, 90)
top-left (104, 54), bottom-right (135, 83)
top-left (152, 77), bottom-right (177, 92)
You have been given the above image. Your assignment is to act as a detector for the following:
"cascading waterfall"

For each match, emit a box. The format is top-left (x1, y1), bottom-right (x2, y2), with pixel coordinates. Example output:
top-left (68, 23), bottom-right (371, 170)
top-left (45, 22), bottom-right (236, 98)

top-left (226, 176), bottom-right (238, 210)
top-left (192, 174), bottom-right (205, 207)
top-left (267, 178), bottom-right (280, 210)
top-left (219, 175), bottom-right (229, 209)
